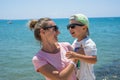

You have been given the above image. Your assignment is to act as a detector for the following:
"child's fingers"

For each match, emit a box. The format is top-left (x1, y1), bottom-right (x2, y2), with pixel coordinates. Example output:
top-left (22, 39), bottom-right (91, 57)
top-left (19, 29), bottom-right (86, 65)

top-left (66, 51), bottom-right (73, 59)
top-left (66, 53), bottom-right (72, 59)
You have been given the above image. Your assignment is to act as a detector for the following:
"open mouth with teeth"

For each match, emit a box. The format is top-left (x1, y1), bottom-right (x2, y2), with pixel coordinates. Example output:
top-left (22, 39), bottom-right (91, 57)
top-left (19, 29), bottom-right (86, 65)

top-left (54, 36), bottom-right (58, 41)
top-left (71, 32), bottom-right (75, 34)
top-left (70, 31), bottom-right (75, 35)
top-left (70, 31), bottom-right (76, 37)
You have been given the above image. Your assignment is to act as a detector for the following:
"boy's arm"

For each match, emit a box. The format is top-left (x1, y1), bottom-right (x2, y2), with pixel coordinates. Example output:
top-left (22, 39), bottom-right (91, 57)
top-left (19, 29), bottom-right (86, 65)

top-left (66, 48), bottom-right (97, 64)
top-left (77, 47), bottom-right (97, 64)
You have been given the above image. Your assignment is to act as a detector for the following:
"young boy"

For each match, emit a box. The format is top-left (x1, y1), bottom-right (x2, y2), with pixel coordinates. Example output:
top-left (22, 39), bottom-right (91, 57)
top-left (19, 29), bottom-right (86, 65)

top-left (66, 14), bottom-right (97, 80)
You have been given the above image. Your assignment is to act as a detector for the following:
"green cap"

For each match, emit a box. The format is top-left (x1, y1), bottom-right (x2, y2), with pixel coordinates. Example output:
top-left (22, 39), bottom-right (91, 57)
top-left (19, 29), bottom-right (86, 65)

top-left (70, 14), bottom-right (89, 28)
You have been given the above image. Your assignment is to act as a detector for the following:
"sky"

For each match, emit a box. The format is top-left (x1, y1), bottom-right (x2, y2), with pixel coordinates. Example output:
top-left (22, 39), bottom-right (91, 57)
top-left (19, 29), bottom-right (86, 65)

top-left (0, 0), bottom-right (120, 19)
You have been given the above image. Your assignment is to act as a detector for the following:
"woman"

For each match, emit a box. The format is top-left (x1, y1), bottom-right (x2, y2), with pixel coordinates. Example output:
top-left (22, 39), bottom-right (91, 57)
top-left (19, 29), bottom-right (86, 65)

top-left (28, 18), bottom-right (77, 80)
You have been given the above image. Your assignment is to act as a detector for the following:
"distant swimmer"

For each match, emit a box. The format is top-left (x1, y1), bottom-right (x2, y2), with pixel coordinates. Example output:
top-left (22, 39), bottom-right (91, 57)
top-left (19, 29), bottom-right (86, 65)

top-left (7, 20), bottom-right (12, 24)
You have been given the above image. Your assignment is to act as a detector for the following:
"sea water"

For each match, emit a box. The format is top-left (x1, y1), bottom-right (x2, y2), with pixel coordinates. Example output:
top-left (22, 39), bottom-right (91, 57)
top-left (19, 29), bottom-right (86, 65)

top-left (0, 17), bottom-right (120, 80)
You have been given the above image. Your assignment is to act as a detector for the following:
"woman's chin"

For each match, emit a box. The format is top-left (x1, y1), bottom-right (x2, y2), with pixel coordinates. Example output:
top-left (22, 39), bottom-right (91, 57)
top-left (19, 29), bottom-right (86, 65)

top-left (71, 34), bottom-right (76, 38)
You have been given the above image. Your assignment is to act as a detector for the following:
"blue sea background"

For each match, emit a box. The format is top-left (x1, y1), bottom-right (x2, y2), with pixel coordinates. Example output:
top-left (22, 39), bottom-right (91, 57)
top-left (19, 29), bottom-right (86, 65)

top-left (0, 17), bottom-right (120, 80)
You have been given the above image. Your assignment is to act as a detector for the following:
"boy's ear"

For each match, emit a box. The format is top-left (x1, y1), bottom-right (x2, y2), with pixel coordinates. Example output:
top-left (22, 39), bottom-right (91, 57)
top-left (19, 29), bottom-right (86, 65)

top-left (82, 26), bottom-right (86, 30)
top-left (83, 27), bottom-right (85, 30)
top-left (83, 26), bottom-right (87, 30)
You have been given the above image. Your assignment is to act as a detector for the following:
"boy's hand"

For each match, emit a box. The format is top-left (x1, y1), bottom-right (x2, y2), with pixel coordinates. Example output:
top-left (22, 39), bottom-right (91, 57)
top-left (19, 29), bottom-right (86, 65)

top-left (66, 51), bottom-right (77, 59)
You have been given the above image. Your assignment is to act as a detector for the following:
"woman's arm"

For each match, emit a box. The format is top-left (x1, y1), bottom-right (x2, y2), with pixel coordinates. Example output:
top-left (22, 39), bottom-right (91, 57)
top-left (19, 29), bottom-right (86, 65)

top-left (37, 59), bottom-right (77, 80)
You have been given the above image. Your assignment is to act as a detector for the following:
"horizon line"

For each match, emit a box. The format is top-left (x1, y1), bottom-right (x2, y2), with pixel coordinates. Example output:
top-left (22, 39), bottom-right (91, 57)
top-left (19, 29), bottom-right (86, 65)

top-left (0, 16), bottom-right (120, 20)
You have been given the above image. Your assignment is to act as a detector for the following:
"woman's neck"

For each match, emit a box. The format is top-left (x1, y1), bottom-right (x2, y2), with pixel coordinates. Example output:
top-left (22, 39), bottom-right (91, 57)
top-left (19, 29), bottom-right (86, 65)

top-left (42, 42), bottom-right (60, 54)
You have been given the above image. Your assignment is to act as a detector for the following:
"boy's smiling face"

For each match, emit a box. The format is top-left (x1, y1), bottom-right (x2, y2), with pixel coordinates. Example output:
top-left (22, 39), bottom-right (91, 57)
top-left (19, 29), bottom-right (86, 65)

top-left (68, 20), bottom-right (87, 39)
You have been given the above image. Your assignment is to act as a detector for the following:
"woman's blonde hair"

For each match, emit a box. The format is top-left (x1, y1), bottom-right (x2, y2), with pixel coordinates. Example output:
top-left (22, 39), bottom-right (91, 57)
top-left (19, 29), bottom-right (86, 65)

top-left (28, 18), bottom-right (52, 41)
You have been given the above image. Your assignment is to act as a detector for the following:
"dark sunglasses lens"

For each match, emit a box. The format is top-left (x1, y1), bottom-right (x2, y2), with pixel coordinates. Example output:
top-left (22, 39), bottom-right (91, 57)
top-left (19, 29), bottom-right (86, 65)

top-left (67, 23), bottom-right (84, 29)
top-left (52, 26), bottom-right (58, 31)
top-left (67, 24), bottom-right (75, 29)
top-left (44, 25), bottom-right (58, 31)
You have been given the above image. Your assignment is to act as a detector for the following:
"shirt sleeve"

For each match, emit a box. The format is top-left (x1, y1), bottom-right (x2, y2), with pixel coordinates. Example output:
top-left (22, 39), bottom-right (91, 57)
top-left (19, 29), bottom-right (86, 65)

top-left (64, 42), bottom-right (73, 51)
top-left (84, 40), bottom-right (97, 56)
top-left (32, 56), bottom-right (48, 72)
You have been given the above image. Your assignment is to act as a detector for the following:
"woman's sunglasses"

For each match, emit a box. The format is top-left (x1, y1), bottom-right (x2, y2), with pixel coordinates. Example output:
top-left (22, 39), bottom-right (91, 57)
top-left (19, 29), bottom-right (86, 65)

top-left (43, 25), bottom-right (58, 31)
top-left (67, 23), bottom-right (84, 29)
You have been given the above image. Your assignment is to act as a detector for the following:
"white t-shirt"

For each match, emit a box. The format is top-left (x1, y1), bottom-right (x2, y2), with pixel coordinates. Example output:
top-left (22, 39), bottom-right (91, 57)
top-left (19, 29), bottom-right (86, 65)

top-left (72, 37), bottom-right (97, 80)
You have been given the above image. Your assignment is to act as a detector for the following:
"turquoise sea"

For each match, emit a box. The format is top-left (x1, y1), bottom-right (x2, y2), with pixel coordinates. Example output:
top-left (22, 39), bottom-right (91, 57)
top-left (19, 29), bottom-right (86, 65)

top-left (0, 17), bottom-right (120, 80)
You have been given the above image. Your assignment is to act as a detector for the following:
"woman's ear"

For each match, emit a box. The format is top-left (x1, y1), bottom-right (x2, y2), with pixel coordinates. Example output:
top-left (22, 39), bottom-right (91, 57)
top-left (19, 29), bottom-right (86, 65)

top-left (40, 29), bottom-right (45, 34)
